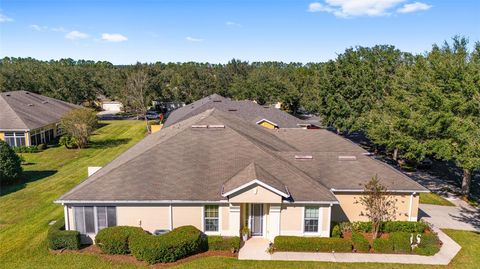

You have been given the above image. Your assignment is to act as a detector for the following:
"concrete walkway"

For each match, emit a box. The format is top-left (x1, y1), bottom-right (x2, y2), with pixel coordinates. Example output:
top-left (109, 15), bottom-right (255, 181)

top-left (239, 228), bottom-right (461, 265)
top-left (419, 199), bottom-right (480, 231)
top-left (238, 237), bottom-right (271, 260)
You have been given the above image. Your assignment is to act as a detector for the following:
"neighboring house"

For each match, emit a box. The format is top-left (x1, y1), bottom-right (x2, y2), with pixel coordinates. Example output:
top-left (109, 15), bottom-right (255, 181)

top-left (163, 94), bottom-right (314, 129)
top-left (152, 100), bottom-right (185, 114)
top-left (56, 107), bottom-right (427, 243)
top-left (101, 101), bottom-right (123, 112)
top-left (0, 91), bottom-right (79, 147)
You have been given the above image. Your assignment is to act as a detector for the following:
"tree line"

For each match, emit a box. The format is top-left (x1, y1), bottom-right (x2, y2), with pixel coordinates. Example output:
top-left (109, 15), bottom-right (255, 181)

top-left (0, 36), bottom-right (478, 198)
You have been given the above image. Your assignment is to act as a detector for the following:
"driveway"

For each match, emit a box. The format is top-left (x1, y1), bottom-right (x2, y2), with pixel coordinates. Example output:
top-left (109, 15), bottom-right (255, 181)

top-left (419, 198), bottom-right (480, 231)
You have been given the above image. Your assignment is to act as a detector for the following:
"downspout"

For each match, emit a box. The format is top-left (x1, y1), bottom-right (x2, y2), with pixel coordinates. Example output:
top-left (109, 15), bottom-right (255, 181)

top-left (169, 203), bottom-right (173, 230)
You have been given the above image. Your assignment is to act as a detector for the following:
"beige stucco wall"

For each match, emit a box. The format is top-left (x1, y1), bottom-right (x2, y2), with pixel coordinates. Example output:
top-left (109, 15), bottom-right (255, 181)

top-left (280, 204), bottom-right (303, 232)
top-left (221, 205), bottom-right (229, 231)
top-left (116, 206), bottom-right (170, 233)
top-left (172, 205), bottom-right (202, 231)
top-left (229, 184), bottom-right (282, 203)
top-left (333, 192), bottom-right (417, 222)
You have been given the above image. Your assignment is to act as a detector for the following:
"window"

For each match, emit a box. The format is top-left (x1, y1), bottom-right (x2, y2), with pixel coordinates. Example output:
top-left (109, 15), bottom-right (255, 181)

top-left (204, 205), bottom-right (219, 232)
top-left (304, 206), bottom-right (319, 233)
top-left (74, 206), bottom-right (116, 233)
top-left (96, 206), bottom-right (117, 231)
top-left (4, 132), bottom-right (26, 147)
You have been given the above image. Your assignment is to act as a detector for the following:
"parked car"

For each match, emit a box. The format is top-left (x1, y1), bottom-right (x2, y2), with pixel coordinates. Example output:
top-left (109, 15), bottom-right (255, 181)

top-left (145, 111), bottom-right (160, 120)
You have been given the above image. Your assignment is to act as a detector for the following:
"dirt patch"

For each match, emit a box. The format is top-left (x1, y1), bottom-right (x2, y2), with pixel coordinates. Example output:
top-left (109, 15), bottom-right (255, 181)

top-left (51, 245), bottom-right (236, 268)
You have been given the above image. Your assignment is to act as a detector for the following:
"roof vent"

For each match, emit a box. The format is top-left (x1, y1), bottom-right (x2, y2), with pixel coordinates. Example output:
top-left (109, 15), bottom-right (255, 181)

top-left (42, 101), bottom-right (48, 104)
top-left (5, 94), bottom-right (10, 96)
top-left (263, 105), bottom-right (270, 108)
top-left (362, 152), bottom-right (374, 156)
top-left (338, 155), bottom-right (357, 161)
top-left (25, 92), bottom-right (30, 94)
top-left (295, 155), bottom-right (313, 160)
top-left (213, 100), bottom-right (222, 102)
top-left (208, 124), bottom-right (225, 128)
top-left (191, 124), bottom-right (208, 128)
top-left (228, 109), bottom-right (237, 111)
top-left (27, 103), bottom-right (34, 107)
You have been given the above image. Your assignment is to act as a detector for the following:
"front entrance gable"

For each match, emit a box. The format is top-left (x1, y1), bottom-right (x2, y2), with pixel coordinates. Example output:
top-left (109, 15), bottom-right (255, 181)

top-left (225, 181), bottom-right (284, 203)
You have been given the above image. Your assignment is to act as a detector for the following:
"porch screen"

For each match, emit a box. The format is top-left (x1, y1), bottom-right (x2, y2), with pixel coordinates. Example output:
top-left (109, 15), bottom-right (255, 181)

top-left (74, 206), bottom-right (95, 234)
top-left (96, 206), bottom-right (117, 231)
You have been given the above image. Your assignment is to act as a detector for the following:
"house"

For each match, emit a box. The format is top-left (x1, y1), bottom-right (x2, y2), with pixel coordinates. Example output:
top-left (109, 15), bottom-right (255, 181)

top-left (0, 91), bottom-right (79, 147)
top-left (101, 101), bottom-right (123, 112)
top-left (164, 94), bottom-right (314, 129)
top-left (56, 106), bottom-right (427, 243)
top-left (152, 100), bottom-right (185, 114)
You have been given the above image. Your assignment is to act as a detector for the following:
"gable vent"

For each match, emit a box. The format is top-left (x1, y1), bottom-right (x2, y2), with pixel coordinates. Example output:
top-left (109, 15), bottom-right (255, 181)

top-left (295, 155), bottom-right (313, 160)
top-left (191, 124), bottom-right (208, 128)
top-left (338, 155), bottom-right (357, 161)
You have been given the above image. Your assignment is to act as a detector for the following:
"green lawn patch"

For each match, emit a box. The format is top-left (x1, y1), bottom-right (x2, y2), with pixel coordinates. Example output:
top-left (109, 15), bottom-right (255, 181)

top-left (420, 193), bottom-right (455, 206)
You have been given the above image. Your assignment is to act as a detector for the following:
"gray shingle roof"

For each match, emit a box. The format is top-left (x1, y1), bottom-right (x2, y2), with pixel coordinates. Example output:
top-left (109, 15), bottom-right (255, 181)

top-left (58, 104), bottom-right (427, 203)
top-left (164, 94), bottom-right (306, 128)
top-left (0, 91), bottom-right (80, 130)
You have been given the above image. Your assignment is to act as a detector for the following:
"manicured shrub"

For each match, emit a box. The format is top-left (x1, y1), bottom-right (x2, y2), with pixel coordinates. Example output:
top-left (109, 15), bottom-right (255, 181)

top-left (207, 236), bottom-right (240, 251)
top-left (383, 221), bottom-right (428, 233)
top-left (351, 221), bottom-right (372, 232)
top-left (274, 236), bottom-right (352, 252)
top-left (413, 233), bottom-right (440, 256)
top-left (13, 145), bottom-right (39, 153)
top-left (0, 140), bottom-right (23, 185)
top-left (47, 219), bottom-right (81, 250)
top-left (331, 223), bottom-right (342, 238)
top-left (95, 226), bottom-right (146, 254)
top-left (129, 225), bottom-right (207, 264)
top-left (373, 238), bottom-right (394, 253)
top-left (351, 232), bottom-right (370, 252)
top-left (390, 232), bottom-right (411, 253)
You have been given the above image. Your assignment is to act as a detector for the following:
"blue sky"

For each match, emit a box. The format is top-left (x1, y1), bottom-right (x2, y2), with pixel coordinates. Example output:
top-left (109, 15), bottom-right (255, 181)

top-left (1, 0), bottom-right (479, 64)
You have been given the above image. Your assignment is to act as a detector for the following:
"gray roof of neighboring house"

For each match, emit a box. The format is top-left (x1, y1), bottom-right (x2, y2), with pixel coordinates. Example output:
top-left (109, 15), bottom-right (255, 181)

top-left (163, 94), bottom-right (307, 128)
top-left (0, 91), bottom-right (80, 131)
top-left (58, 107), bottom-right (427, 204)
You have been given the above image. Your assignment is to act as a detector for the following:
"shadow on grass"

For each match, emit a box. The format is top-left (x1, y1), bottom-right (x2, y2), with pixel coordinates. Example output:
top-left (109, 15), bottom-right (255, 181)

top-left (89, 138), bottom-right (131, 149)
top-left (0, 170), bottom-right (57, 196)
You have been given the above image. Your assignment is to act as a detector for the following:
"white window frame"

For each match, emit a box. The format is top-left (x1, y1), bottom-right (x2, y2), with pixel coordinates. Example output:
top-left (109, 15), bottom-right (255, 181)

top-left (4, 132), bottom-right (26, 147)
top-left (74, 206), bottom-right (117, 234)
top-left (202, 205), bottom-right (221, 235)
top-left (302, 206), bottom-right (322, 236)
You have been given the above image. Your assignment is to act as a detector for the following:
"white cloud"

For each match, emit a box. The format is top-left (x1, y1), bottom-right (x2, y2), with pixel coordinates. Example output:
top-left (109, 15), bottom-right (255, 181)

top-left (65, 30), bottom-right (89, 40)
top-left (0, 12), bottom-right (13, 23)
top-left (226, 21), bottom-right (242, 27)
top-left (397, 2), bottom-right (432, 13)
top-left (30, 24), bottom-right (47, 31)
top-left (186, 36), bottom-right (204, 42)
top-left (30, 24), bottom-right (67, 32)
top-left (101, 33), bottom-right (128, 42)
top-left (308, 0), bottom-right (408, 17)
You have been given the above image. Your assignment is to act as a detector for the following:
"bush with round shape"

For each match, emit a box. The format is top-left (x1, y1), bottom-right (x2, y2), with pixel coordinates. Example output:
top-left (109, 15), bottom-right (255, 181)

top-left (0, 140), bottom-right (23, 185)
top-left (331, 223), bottom-right (342, 238)
top-left (373, 238), bottom-right (394, 253)
top-left (95, 226), bottom-right (146, 254)
top-left (47, 219), bottom-right (81, 250)
top-left (129, 225), bottom-right (207, 264)
top-left (351, 232), bottom-right (370, 252)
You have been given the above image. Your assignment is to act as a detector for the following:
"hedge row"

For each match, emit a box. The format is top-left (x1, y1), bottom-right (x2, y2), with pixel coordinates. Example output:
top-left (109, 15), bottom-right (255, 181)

top-left (338, 221), bottom-right (429, 234)
top-left (47, 219), bottom-right (81, 250)
top-left (207, 236), bottom-right (241, 251)
top-left (274, 236), bottom-right (352, 252)
top-left (95, 226), bottom-right (146, 254)
top-left (351, 232), bottom-right (370, 252)
top-left (129, 226), bottom-right (207, 264)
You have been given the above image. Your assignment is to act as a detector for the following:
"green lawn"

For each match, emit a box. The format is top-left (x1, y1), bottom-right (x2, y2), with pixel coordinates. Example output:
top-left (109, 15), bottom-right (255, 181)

top-left (1, 120), bottom-right (477, 269)
top-left (420, 192), bottom-right (455, 206)
top-left (0, 120), bottom-right (146, 269)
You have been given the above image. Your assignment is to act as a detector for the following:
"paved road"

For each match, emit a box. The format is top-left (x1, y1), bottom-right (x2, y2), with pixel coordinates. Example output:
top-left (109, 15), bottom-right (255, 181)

top-left (419, 199), bottom-right (480, 231)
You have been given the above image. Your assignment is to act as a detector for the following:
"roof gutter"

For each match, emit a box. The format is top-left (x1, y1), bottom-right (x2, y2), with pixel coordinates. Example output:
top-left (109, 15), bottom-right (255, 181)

top-left (55, 199), bottom-right (231, 205)
top-left (330, 188), bottom-right (429, 193)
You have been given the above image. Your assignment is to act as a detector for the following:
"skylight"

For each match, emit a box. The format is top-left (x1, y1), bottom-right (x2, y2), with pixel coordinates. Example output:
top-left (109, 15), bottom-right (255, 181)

top-left (295, 155), bottom-right (313, 160)
top-left (338, 156), bottom-right (357, 161)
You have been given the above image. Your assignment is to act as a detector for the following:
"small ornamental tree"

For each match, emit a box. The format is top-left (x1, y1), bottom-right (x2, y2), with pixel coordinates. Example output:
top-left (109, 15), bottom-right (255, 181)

top-left (60, 108), bottom-right (98, 148)
top-left (358, 175), bottom-right (397, 239)
top-left (0, 140), bottom-right (23, 185)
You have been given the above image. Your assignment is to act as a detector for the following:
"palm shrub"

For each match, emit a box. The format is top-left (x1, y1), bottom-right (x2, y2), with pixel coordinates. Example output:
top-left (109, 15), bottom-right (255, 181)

top-left (0, 140), bottom-right (23, 185)
top-left (95, 226), bottom-right (146, 254)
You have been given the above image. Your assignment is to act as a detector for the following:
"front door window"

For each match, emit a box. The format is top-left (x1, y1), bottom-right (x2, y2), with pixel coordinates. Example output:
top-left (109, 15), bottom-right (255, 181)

top-left (251, 204), bottom-right (263, 236)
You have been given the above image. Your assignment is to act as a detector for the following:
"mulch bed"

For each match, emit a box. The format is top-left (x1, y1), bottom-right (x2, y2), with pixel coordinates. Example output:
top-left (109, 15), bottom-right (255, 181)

top-left (50, 245), bottom-right (237, 268)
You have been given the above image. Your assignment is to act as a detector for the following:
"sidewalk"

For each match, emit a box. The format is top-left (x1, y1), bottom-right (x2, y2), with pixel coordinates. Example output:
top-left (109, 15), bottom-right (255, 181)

top-left (240, 228), bottom-right (461, 265)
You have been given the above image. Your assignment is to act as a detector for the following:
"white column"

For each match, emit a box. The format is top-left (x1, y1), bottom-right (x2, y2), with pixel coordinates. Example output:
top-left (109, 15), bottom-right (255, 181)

top-left (64, 205), bottom-right (70, 230)
top-left (228, 204), bottom-right (241, 236)
top-left (268, 204), bottom-right (281, 241)
top-left (408, 192), bottom-right (417, 221)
